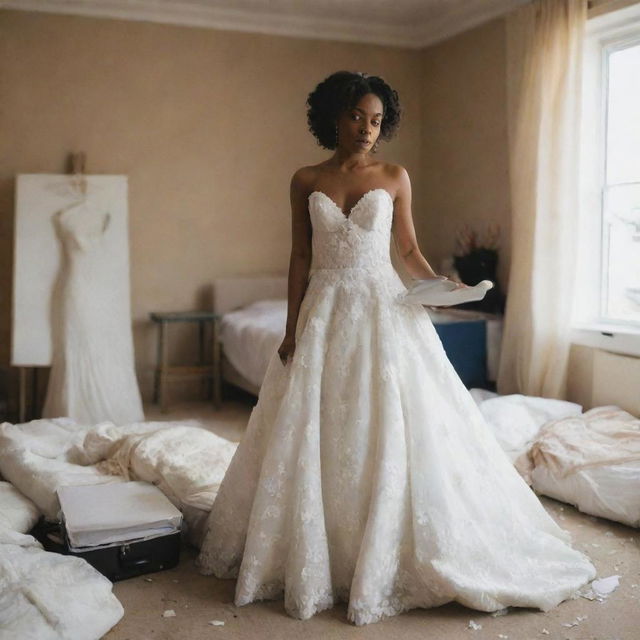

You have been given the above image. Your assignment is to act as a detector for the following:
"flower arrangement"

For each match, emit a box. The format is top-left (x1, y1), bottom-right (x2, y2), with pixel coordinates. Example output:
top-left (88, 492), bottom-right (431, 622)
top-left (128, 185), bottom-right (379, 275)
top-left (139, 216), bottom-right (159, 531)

top-left (454, 222), bottom-right (501, 256)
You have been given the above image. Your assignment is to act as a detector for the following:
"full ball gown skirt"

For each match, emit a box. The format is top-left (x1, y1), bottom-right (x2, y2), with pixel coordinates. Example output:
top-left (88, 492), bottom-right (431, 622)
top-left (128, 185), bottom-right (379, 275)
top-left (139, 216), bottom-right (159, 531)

top-left (196, 188), bottom-right (596, 625)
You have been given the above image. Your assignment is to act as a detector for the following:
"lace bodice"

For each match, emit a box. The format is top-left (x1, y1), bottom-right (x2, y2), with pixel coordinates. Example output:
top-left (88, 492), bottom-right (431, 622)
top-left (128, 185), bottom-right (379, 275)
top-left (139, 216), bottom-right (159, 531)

top-left (308, 189), bottom-right (394, 272)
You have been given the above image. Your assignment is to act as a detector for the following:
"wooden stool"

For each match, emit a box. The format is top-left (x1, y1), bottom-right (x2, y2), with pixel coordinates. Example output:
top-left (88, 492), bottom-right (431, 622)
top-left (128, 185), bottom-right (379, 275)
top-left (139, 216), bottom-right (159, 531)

top-left (150, 311), bottom-right (221, 413)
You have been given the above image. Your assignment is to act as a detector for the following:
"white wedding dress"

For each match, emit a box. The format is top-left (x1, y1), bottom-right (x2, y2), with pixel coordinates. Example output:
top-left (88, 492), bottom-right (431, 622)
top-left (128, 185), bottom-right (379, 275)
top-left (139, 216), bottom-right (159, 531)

top-left (196, 188), bottom-right (596, 625)
top-left (43, 200), bottom-right (144, 425)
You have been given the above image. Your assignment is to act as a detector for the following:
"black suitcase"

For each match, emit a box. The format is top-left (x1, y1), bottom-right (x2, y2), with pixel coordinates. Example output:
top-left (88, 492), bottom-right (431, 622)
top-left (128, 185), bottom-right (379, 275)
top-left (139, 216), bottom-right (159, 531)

top-left (32, 519), bottom-right (181, 582)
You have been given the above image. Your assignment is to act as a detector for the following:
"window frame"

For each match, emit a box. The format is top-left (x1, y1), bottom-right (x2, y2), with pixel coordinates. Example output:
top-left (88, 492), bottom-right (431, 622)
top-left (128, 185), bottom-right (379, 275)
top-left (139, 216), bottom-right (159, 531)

top-left (572, 2), bottom-right (640, 357)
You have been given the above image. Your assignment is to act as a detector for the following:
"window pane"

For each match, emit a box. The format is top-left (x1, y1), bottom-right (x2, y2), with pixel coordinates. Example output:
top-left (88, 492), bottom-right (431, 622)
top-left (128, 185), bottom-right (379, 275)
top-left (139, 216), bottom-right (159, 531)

top-left (606, 43), bottom-right (640, 185)
top-left (603, 183), bottom-right (640, 322)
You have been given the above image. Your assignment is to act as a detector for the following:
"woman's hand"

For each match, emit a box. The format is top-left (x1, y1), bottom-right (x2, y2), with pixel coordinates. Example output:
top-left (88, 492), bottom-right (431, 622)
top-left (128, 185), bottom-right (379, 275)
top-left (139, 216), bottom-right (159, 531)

top-left (278, 334), bottom-right (296, 366)
top-left (433, 278), bottom-right (471, 310)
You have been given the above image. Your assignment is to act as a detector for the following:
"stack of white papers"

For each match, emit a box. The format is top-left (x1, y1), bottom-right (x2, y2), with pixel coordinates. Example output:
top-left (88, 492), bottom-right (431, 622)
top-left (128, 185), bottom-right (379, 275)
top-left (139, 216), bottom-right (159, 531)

top-left (57, 481), bottom-right (182, 550)
top-left (400, 277), bottom-right (494, 307)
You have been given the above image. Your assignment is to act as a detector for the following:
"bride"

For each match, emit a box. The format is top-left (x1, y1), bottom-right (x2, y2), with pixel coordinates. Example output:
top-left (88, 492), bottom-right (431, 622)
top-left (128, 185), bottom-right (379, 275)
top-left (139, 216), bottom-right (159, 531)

top-left (196, 70), bottom-right (596, 626)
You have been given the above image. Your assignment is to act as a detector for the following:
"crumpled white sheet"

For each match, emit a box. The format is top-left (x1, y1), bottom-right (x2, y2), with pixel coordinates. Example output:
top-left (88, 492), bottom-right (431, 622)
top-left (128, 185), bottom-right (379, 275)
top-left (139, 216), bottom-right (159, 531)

top-left (529, 406), bottom-right (640, 477)
top-left (469, 389), bottom-right (583, 462)
top-left (1, 417), bottom-right (238, 547)
top-left (0, 482), bottom-right (40, 534)
top-left (0, 419), bottom-right (124, 520)
top-left (528, 407), bottom-right (640, 527)
top-left (0, 418), bottom-right (122, 520)
top-left (0, 417), bottom-right (239, 638)
top-left (78, 423), bottom-right (239, 512)
top-left (469, 392), bottom-right (640, 527)
top-left (0, 527), bottom-right (123, 640)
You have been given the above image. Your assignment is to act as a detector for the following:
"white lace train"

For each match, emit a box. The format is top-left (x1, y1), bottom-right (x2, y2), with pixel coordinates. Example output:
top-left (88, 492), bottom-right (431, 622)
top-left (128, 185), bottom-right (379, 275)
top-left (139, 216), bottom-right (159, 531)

top-left (196, 189), bottom-right (596, 625)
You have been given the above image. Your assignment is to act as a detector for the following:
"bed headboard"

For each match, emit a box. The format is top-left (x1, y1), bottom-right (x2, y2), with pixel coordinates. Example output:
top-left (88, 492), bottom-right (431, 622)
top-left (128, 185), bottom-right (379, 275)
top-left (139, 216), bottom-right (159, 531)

top-left (214, 274), bottom-right (288, 314)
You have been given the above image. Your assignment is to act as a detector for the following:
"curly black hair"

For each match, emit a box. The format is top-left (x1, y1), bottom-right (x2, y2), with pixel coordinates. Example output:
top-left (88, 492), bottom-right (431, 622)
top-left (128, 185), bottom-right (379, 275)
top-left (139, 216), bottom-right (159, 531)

top-left (306, 71), bottom-right (402, 150)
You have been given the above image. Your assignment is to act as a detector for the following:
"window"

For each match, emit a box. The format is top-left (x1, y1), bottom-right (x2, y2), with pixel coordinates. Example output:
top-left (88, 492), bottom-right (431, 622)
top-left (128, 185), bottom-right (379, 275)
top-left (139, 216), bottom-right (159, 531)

top-left (573, 3), bottom-right (640, 356)
top-left (602, 43), bottom-right (640, 323)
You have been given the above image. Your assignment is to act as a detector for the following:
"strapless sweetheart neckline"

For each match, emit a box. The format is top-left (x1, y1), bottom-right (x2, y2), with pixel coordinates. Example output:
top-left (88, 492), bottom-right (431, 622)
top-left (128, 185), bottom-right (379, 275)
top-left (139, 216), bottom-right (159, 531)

top-left (308, 188), bottom-right (393, 220)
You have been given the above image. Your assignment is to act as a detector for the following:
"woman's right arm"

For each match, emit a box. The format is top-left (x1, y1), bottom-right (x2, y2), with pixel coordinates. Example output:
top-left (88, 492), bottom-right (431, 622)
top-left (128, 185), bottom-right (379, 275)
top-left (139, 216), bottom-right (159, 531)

top-left (278, 169), bottom-right (313, 365)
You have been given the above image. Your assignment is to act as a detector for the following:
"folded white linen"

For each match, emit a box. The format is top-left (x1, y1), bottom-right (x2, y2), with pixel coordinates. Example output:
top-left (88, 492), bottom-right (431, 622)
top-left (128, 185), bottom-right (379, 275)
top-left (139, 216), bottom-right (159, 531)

top-left (58, 481), bottom-right (182, 549)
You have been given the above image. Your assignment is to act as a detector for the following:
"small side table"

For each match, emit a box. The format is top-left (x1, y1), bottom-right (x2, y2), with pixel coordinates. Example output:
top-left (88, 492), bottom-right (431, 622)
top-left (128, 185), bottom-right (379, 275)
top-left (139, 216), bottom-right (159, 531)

top-left (150, 311), bottom-right (222, 413)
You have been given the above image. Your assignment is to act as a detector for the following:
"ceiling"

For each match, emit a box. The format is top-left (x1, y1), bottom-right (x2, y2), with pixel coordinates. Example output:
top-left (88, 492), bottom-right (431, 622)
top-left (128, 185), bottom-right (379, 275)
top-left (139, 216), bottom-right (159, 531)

top-left (1, 0), bottom-right (531, 48)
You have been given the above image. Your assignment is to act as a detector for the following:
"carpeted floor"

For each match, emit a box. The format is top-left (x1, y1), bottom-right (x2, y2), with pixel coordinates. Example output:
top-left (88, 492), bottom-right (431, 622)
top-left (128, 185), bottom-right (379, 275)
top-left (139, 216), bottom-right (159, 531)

top-left (104, 400), bottom-right (640, 640)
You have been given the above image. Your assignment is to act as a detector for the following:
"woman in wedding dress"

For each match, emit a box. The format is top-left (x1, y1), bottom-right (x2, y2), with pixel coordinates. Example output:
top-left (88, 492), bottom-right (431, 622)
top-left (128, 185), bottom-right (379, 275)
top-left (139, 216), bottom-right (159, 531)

top-left (196, 70), bottom-right (596, 625)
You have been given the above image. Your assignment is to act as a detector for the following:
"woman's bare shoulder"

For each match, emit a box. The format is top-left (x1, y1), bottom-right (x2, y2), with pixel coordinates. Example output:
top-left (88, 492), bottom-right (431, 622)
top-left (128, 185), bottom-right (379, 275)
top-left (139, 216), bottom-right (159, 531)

top-left (380, 162), bottom-right (409, 181)
top-left (290, 163), bottom-right (327, 192)
top-left (375, 162), bottom-right (410, 198)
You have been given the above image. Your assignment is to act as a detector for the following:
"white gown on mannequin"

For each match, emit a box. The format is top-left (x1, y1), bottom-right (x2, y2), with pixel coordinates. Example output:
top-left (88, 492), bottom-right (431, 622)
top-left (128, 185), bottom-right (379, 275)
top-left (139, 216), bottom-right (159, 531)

top-left (43, 199), bottom-right (144, 425)
top-left (196, 188), bottom-right (596, 625)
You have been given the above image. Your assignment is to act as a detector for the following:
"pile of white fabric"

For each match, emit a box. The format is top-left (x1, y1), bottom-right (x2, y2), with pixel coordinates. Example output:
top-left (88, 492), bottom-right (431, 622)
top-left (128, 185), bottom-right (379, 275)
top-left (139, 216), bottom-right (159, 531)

top-left (0, 417), bottom-right (239, 639)
top-left (0, 418), bottom-right (238, 543)
top-left (471, 390), bottom-right (640, 528)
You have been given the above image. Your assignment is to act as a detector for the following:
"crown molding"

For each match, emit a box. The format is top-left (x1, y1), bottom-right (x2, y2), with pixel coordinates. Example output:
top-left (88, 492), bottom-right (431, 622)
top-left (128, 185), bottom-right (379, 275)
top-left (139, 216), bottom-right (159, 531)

top-left (0, 0), bottom-right (526, 49)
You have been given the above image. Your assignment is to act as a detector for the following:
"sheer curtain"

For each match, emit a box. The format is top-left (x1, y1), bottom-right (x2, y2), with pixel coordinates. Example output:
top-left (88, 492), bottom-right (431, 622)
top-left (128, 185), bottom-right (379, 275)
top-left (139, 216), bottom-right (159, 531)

top-left (497, 0), bottom-right (587, 398)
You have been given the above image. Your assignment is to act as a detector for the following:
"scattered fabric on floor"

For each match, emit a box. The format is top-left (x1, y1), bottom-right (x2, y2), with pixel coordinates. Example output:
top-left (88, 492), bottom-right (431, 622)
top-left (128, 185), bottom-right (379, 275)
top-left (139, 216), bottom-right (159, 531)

top-left (0, 527), bottom-right (123, 640)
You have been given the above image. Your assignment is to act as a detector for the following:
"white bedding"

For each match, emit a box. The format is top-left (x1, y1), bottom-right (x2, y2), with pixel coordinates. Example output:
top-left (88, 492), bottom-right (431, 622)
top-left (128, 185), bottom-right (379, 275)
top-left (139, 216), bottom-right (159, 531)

top-left (0, 417), bottom-right (239, 637)
top-left (87, 424), bottom-right (237, 547)
top-left (219, 298), bottom-right (286, 389)
top-left (74, 422), bottom-right (238, 523)
top-left (528, 406), bottom-right (640, 527)
top-left (0, 419), bottom-right (124, 520)
top-left (471, 391), bottom-right (640, 527)
top-left (0, 528), bottom-right (123, 640)
top-left (0, 418), bottom-right (238, 546)
top-left (469, 389), bottom-right (583, 462)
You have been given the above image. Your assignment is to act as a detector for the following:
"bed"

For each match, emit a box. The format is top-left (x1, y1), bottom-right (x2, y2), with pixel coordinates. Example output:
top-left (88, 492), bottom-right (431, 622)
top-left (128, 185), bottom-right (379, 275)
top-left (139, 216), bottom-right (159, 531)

top-left (213, 275), bottom-right (504, 394)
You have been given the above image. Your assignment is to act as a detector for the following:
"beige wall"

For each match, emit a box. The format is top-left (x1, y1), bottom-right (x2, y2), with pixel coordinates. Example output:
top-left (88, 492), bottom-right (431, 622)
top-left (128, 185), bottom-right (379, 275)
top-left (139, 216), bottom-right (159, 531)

top-left (0, 9), bottom-right (425, 409)
top-left (418, 18), bottom-right (512, 290)
top-left (2, 8), bottom-right (630, 416)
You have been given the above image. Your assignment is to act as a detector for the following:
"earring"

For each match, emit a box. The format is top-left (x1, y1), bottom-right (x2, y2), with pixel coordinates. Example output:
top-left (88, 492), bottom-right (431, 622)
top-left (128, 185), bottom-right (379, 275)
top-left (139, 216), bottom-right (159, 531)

top-left (371, 140), bottom-right (379, 154)
top-left (335, 123), bottom-right (339, 148)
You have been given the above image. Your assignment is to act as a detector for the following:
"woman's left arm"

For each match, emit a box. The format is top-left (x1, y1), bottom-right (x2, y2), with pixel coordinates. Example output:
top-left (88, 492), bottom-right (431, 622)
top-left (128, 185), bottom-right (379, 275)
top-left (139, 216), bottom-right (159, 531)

top-left (391, 165), bottom-right (466, 286)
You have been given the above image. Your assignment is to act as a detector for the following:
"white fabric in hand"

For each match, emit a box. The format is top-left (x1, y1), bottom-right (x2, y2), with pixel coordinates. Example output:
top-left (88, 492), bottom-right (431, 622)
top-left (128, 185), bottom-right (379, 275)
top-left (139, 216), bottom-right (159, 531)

top-left (400, 277), bottom-right (494, 307)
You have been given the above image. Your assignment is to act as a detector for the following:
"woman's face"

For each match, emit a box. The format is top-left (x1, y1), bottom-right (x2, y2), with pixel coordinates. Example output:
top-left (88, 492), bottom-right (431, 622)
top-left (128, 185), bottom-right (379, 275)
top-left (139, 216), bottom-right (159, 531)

top-left (337, 92), bottom-right (384, 154)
